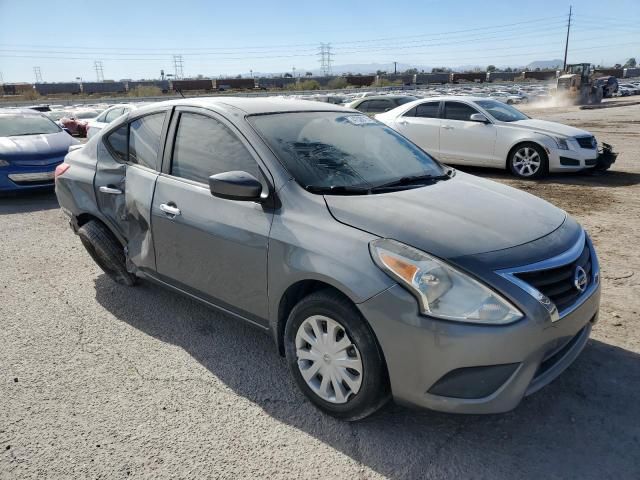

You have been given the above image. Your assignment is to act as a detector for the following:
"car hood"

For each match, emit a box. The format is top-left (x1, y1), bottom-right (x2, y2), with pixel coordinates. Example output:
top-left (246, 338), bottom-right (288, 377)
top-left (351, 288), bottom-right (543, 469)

top-left (324, 172), bottom-right (566, 259)
top-left (0, 131), bottom-right (79, 159)
top-left (509, 118), bottom-right (591, 138)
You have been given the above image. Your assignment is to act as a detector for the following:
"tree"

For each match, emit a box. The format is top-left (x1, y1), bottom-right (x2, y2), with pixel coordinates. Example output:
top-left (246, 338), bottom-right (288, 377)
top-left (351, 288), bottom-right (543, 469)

top-left (614, 63), bottom-right (622, 69)
top-left (487, 65), bottom-right (497, 72)
top-left (283, 73), bottom-right (293, 78)
top-left (404, 68), bottom-right (418, 74)
top-left (305, 71), bottom-right (313, 77)
top-left (624, 58), bottom-right (637, 68)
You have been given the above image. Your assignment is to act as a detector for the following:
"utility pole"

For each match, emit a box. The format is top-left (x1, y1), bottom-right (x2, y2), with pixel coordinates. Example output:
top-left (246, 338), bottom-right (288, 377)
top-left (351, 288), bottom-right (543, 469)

top-left (94, 61), bottom-right (104, 82)
top-left (393, 62), bottom-right (397, 75)
top-left (562, 5), bottom-right (572, 71)
top-left (33, 66), bottom-right (43, 83)
top-left (0, 71), bottom-right (3, 84)
top-left (318, 43), bottom-right (334, 76)
top-left (173, 55), bottom-right (184, 79)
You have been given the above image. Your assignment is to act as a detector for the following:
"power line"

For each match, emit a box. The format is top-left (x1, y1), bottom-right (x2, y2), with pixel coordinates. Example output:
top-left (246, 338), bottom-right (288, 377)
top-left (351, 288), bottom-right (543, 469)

top-left (94, 61), bottom-right (104, 81)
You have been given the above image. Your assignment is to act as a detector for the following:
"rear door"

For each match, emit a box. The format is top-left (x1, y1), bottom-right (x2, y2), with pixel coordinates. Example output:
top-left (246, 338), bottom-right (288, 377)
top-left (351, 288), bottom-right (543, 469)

top-left (151, 107), bottom-right (273, 324)
top-left (439, 101), bottom-right (497, 165)
top-left (392, 101), bottom-right (441, 157)
top-left (94, 109), bottom-right (169, 273)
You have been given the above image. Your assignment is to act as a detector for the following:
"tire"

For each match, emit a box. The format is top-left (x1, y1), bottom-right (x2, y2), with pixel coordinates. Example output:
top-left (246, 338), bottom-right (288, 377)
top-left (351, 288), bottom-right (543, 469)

top-left (284, 290), bottom-right (390, 421)
top-left (77, 220), bottom-right (137, 286)
top-left (508, 142), bottom-right (548, 179)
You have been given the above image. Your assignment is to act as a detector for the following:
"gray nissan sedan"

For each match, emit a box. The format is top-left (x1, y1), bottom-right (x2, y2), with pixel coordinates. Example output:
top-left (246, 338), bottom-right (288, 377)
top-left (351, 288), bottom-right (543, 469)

top-left (55, 98), bottom-right (600, 421)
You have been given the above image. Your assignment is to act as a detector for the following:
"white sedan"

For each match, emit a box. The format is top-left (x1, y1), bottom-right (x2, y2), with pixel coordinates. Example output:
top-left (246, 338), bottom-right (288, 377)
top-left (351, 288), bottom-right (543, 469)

top-left (86, 103), bottom-right (148, 139)
top-left (376, 96), bottom-right (599, 178)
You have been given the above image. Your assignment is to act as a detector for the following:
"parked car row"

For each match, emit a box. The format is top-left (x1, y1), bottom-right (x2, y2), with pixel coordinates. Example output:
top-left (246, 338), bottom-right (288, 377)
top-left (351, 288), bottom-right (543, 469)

top-left (615, 81), bottom-right (640, 97)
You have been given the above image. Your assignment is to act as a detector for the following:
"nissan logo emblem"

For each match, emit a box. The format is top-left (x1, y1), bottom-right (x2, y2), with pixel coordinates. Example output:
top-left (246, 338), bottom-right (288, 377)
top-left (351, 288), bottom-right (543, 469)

top-left (574, 266), bottom-right (588, 293)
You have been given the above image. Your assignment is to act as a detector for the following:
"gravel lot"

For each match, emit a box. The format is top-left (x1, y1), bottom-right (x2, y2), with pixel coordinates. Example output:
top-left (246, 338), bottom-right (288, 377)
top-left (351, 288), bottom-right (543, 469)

top-left (1, 101), bottom-right (639, 479)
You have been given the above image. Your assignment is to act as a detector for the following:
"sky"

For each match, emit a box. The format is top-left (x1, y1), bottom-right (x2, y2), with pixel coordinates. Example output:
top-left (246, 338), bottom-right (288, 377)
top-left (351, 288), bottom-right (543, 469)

top-left (0, 0), bottom-right (638, 83)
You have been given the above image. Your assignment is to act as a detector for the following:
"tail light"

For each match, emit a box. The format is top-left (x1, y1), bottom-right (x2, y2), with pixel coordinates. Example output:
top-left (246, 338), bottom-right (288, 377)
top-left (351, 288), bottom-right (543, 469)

top-left (54, 163), bottom-right (70, 179)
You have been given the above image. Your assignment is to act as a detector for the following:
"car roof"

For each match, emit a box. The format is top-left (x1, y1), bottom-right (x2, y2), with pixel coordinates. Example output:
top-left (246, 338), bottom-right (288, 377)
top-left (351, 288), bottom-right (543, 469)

top-left (134, 97), bottom-right (358, 116)
top-left (355, 95), bottom-right (416, 101)
top-left (411, 96), bottom-right (491, 103)
top-left (0, 108), bottom-right (45, 116)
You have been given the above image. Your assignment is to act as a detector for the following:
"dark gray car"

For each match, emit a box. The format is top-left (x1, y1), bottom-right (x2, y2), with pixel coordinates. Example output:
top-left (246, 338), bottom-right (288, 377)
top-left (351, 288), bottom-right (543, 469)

top-left (55, 98), bottom-right (600, 421)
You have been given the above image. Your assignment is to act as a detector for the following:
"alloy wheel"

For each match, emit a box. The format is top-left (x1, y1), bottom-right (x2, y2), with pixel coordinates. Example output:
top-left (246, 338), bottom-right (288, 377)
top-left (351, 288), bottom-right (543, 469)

top-left (295, 315), bottom-right (363, 404)
top-left (513, 147), bottom-right (541, 177)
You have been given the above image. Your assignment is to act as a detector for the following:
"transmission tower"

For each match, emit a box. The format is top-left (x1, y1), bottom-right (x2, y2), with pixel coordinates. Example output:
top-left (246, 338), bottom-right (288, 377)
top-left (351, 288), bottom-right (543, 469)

top-left (33, 66), bottom-right (43, 83)
top-left (94, 61), bottom-right (104, 82)
top-left (318, 43), bottom-right (334, 76)
top-left (173, 55), bottom-right (184, 79)
top-left (0, 71), bottom-right (3, 84)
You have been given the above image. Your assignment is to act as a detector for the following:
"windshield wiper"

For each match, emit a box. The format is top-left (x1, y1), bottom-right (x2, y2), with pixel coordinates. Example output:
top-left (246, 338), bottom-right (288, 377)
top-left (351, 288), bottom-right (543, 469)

top-left (370, 168), bottom-right (455, 192)
top-left (305, 185), bottom-right (372, 195)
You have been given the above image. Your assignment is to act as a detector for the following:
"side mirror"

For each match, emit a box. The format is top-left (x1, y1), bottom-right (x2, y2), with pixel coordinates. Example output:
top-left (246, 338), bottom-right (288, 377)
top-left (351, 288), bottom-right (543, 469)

top-left (209, 171), bottom-right (263, 202)
top-left (470, 113), bottom-right (490, 123)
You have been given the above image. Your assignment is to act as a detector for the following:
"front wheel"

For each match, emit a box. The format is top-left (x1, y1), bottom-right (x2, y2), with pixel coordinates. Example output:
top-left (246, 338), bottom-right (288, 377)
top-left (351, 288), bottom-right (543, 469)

top-left (284, 290), bottom-right (390, 421)
top-left (508, 143), bottom-right (548, 179)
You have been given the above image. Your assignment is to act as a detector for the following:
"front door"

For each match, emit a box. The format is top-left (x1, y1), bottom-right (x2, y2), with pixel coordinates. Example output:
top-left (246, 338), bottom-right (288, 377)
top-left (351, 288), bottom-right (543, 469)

top-left (151, 108), bottom-right (273, 324)
top-left (438, 101), bottom-right (497, 165)
top-left (94, 110), bottom-right (168, 273)
top-left (392, 101), bottom-right (442, 158)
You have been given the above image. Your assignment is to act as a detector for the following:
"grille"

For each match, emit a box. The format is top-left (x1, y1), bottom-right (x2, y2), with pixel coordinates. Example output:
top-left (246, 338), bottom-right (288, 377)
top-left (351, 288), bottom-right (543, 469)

top-left (514, 241), bottom-right (591, 313)
top-left (575, 135), bottom-right (596, 149)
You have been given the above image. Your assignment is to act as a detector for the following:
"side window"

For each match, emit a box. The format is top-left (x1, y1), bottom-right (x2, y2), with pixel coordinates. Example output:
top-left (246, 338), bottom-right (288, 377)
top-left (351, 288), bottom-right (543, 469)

top-left (128, 113), bottom-right (165, 170)
top-left (170, 112), bottom-right (259, 184)
top-left (105, 123), bottom-right (128, 161)
top-left (357, 101), bottom-right (370, 113)
top-left (104, 108), bottom-right (123, 123)
top-left (444, 102), bottom-right (479, 121)
top-left (367, 100), bottom-right (392, 113)
top-left (403, 107), bottom-right (416, 117)
top-left (415, 102), bottom-right (440, 118)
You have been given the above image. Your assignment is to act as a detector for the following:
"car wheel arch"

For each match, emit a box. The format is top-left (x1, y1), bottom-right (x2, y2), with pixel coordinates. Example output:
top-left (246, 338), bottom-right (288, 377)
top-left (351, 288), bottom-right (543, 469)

top-left (76, 212), bottom-right (126, 248)
top-left (275, 279), bottom-right (375, 357)
top-left (505, 140), bottom-right (548, 170)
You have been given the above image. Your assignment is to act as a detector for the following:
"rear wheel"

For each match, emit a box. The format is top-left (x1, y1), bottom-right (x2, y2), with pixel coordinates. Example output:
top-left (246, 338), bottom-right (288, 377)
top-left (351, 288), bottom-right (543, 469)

top-left (284, 290), bottom-right (389, 421)
top-left (77, 220), bottom-right (137, 286)
top-left (509, 143), bottom-right (548, 179)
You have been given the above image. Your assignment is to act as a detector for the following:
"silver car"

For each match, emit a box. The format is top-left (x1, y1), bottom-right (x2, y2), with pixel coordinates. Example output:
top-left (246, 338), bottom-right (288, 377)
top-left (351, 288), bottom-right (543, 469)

top-left (55, 98), bottom-right (600, 421)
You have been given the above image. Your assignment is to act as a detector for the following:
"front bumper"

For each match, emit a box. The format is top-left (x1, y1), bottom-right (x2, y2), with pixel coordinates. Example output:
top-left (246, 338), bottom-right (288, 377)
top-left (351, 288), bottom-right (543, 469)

top-left (547, 146), bottom-right (598, 172)
top-left (358, 278), bottom-right (600, 414)
top-left (0, 163), bottom-right (61, 192)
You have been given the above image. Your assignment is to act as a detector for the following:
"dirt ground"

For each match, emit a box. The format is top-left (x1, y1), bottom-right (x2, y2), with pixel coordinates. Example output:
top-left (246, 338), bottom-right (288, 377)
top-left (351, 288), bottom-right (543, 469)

top-left (0, 100), bottom-right (639, 479)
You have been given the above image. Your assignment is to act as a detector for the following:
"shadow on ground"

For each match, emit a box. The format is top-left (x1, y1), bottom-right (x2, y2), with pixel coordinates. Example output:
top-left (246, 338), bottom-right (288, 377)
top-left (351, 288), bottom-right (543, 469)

top-left (94, 274), bottom-right (640, 479)
top-left (0, 190), bottom-right (59, 214)
top-left (457, 166), bottom-right (640, 188)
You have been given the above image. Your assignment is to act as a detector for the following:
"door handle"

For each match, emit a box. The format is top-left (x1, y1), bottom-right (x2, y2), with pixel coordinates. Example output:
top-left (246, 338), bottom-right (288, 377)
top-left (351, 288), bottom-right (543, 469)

top-left (160, 203), bottom-right (181, 217)
top-left (442, 125), bottom-right (454, 130)
top-left (99, 185), bottom-right (122, 195)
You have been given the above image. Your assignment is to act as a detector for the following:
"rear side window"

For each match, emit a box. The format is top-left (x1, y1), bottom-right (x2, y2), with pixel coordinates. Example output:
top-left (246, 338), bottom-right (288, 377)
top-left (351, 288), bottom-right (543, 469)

top-left (129, 113), bottom-right (165, 170)
top-left (356, 100), bottom-right (370, 113)
top-left (415, 102), bottom-right (440, 118)
top-left (170, 112), bottom-right (259, 183)
top-left (394, 97), bottom-right (416, 106)
top-left (106, 124), bottom-right (128, 161)
top-left (366, 100), bottom-right (393, 113)
top-left (104, 108), bottom-right (123, 123)
top-left (444, 102), bottom-right (479, 121)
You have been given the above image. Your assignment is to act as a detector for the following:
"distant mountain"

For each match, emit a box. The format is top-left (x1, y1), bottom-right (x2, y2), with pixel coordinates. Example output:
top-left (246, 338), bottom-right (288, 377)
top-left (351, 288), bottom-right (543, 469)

top-left (526, 59), bottom-right (563, 70)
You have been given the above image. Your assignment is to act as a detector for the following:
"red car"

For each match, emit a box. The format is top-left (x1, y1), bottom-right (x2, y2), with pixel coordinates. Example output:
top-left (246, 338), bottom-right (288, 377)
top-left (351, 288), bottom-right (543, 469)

top-left (59, 109), bottom-right (100, 137)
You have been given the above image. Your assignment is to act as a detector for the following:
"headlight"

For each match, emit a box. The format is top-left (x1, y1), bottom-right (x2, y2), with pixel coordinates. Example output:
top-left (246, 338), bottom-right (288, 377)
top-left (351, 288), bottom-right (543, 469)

top-left (370, 239), bottom-right (523, 324)
top-left (552, 136), bottom-right (570, 150)
top-left (0, 159), bottom-right (10, 167)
